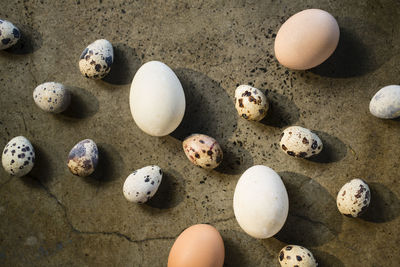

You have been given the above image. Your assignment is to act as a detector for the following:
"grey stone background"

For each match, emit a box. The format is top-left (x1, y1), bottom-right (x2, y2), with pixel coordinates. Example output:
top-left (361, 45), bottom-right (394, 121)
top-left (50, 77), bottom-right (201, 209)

top-left (1, 0), bottom-right (399, 266)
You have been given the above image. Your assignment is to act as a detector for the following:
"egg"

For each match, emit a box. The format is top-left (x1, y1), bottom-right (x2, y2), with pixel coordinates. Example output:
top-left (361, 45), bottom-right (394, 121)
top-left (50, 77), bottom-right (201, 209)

top-left (0, 19), bottom-right (21, 50)
top-left (369, 85), bottom-right (400, 119)
top-left (123, 165), bottom-right (163, 204)
top-left (234, 85), bottom-right (268, 121)
top-left (129, 61), bottom-right (186, 136)
top-left (2, 136), bottom-right (35, 177)
top-left (182, 134), bottom-right (223, 169)
top-left (168, 224), bottom-right (225, 267)
top-left (280, 126), bottom-right (323, 158)
top-left (33, 82), bottom-right (71, 113)
top-left (79, 39), bottom-right (113, 79)
top-left (67, 139), bottom-right (98, 177)
top-left (337, 178), bottom-right (371, 217)
top-left (233, 165), bottom-right (289, 238)
top-left (279, 245), bottom-right (318, 267)
top-left (274, 9), bottom-right (340, 70)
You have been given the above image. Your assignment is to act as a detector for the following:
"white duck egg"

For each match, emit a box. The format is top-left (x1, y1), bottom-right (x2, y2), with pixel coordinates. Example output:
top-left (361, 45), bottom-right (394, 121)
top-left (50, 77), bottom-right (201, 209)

top-left (369, 85), bottom-right (400, 119)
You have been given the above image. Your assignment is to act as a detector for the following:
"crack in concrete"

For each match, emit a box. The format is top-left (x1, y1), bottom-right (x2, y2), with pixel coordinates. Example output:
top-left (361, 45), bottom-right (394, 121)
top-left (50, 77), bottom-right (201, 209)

top-left (209, 216), bottom-right (235, 224)
top-left (27, 175), bottom-right (176, 244)
top-left (292, 213), bottom-right (337, 235)
top-left (0, 177), bottom-right (13, 190)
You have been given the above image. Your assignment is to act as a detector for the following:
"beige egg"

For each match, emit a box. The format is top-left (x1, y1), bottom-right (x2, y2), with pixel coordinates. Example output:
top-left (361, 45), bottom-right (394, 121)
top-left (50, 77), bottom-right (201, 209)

top-left (235, 85), bottom-right (268, 121)
top-left (274, 9), bottom-right (340, 70)
top-left (182, 134), bottom-right (223, 169)
top-left (168, 224), bottom-right (225, 267)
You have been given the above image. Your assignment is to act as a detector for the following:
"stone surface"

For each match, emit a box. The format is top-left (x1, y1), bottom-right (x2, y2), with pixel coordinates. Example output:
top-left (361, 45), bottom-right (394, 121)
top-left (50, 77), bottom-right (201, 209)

top-left (1, 0), bottom-right (400, 266)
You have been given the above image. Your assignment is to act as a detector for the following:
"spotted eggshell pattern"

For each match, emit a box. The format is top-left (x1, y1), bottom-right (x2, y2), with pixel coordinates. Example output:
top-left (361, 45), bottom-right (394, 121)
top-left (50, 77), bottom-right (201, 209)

top-left (67, 139), bottom-right (98, 177)
top-left (279, 245), bottom-right (318, 267)
top-left (369, 85), bottom-right (400, 119)
top-left (182, 134), bottom-right (223, 169)
top-left (2, 136), bottom-right (35, 177)
top-left (33, 82), bottom-right (71, 113)
top-left (79, 39), bottom-right (113, 79)
top-left (337, 179), bottom-right (370, 217)
top-left (235, 85), bottom-right (269, 121)
top-left (280, 126), bottom-right (323, 158)
top-left (0, 19), bottom-right (21, 50)
top-left (123, 165), bottom-right (163, 204)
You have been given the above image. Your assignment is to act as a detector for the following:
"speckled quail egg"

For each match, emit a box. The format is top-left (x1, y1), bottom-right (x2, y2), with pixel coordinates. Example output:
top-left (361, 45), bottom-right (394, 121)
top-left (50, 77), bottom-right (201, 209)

top-left (369, 85), bottom-right (400, 119)
top-left (33, 82), bottom-right (71, 113)
top-left (234, 85), bottom-right (268, 121)
top-left (123, 165), bottom-right (163, 204)
top-left (278, 245), bottom-right (318, 267)
top-left (337, 178), bottom-right (371, 217)
top-left (79, 39), bottom-right (113, 79)
top-left (183, 134), bottom-right (223, 169)
top-left (280, 126), bottom-right (323, 158)
top-left (2, 136), bottom-right (35, 177)
top-left (67, 139), bottom-right (98, 177)
top-left (0, 19), bottom-right (21, 50)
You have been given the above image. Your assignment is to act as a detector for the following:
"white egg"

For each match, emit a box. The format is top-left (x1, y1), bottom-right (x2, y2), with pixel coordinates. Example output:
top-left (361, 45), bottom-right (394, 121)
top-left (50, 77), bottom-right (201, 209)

top-left (280, 126), bottom-right (323, 158)
top-left (123, 165), bottom-right (163, 204)
top-left (0, 19), bottom-right (21, 50)
top-left (129, 61), bottom-right (186, 136)
top-left (2, 136), bottom-right (35, 177)
top-left (369, 85), bottom-right (400, 119)
top-left (33, 82), bottom-right (71, 113)
top-left (234, 85), bottom-right (268, 121)
top-left (279, 245), bottom-right (318, 267)
top-left (233, 165), bottom-right (289, 238)
top-left (337, 178), bottom-right (370, 217)
top-left (79, 39), bottom-right (114, 79)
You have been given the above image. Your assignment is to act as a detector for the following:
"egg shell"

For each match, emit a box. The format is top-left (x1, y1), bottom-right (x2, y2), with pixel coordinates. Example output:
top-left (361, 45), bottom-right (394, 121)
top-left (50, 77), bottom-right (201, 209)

top-left (79, 39), bottom-right (113, 79)
top-left (129, 61), bottom-right (186, 136)
top-left (33, 82), bottom-right (71, 113)
top-left (182, 134), bottom-right (223, 169)
top-left (369, 85), bottom-right (400, 119)
top-left (279, 245), bottom-right (318, 267)
top-left (168, 224), bottom-right (224, 267)
top-left (0, 19), bottom-right (21, 50)
top-left (280, 126), bottom-right (323, 158)
top-left (337, 178), bottom-right (370, 217)
top-left (233, 165), bottom-right (289, 238)
top-left (235, 85), bottom-right (268, 121)
top-left (2, 136), bottom-right (35, 177)
top-left (67, 139), bottom-right (98, 177)
top-left (123, 165), bottom-right (163, 204)
top-left (274, 9), bottom-right (340, 70)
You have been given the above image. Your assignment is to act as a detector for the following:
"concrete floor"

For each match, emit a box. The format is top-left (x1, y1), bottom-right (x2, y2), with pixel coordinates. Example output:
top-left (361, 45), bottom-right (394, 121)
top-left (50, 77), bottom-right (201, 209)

top-left (1, 0), bottom-right (400, 266)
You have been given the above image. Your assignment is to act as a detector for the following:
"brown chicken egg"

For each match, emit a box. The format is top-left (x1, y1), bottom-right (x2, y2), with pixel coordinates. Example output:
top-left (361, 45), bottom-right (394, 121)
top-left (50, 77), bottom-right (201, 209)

top-left (274, 9), bottom-right (340, 70)
top-left (168, 224), bottom-right (225, 267)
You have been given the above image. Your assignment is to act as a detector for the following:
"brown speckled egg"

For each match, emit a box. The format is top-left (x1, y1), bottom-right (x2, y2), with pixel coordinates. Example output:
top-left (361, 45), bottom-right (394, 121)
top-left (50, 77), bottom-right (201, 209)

top-left (182, 134), bottom-right (223, 169)
top-left (67, 139), bottom-right (98, 177)
top-left (278, 245), bottom-right (317, 267)
top-left (337, 178), bottom-right (371, 217)
top-left (235, 85), bottom-right (268, 121)
top-left (79, 39), bottom-right (113, 79)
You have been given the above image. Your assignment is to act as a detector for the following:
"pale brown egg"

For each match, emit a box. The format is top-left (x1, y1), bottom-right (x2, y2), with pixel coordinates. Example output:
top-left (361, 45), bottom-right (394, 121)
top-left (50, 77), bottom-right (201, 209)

top-left (274, 9), bottom-right (340, 70)
top-left (168, 224), bottom-right (225, 267)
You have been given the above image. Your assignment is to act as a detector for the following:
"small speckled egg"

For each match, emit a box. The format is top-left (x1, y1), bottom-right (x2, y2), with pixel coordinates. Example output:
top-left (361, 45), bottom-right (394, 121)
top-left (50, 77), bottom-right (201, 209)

top-left (79, 39), bottom-right (113, 79)
top-left (33, 82), bottom-right (71, 113)
top-left (67, 139), bottom-right (98, 177)
top-left (2, 136), bottom-right (35, 177)
top-left (369, 85), bottom-right (400, 119)
top-left (123, 165), bottom-right (163, 204)
top-left (337, 178), bottom-right (371, 217)
top-left (183, 134), bottom-right (223, 169)
top-left (235, 85), bottom-right (268, 121)
top-left (0, 19), bottom-right (21, 50)
top-left (278, 245), bottom-right (318, 267)
top-left (280, 126), bottom-right (323, 158)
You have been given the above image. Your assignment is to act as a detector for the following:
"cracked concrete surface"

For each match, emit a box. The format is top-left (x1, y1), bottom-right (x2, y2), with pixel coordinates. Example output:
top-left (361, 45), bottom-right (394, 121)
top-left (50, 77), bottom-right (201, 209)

top-left (1, 0), bottom-right (400, 266)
